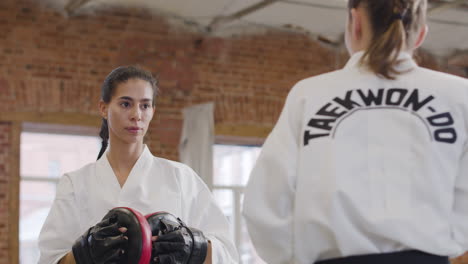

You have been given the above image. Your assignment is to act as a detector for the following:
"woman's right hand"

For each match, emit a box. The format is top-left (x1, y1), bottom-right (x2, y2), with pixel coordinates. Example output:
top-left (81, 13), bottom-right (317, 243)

top-left (71, 214), bottom-right (128, 264)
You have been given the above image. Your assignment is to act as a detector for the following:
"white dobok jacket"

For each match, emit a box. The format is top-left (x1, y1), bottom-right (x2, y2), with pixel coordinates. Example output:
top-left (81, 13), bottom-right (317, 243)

top-left (39, 145), bottom-right (239, 264)
top-left (243, 52), bottom-right (468, 264)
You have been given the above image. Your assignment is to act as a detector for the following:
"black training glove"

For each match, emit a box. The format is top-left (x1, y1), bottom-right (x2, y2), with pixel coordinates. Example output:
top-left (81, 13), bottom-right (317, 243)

top-left (146, 212), bottom-right (208, 264)
top-left (72, 212), bottom-right (128, 264)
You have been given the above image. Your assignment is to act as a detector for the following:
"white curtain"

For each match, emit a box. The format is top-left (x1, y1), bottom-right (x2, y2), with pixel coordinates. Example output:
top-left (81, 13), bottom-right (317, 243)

top-left (179, 102), bottom-right (214, 190)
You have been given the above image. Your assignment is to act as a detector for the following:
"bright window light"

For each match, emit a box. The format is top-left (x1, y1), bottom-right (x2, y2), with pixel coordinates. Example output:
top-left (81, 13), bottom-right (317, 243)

top-left (20, 131), bottom-right (100, 264)
top-left (213, 144), bottom-right (265, 264)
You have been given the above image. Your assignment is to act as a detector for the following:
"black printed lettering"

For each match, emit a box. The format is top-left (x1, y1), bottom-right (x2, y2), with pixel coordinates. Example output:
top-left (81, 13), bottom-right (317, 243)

top-left (316, 103), bottom-right (347, 118)
top-left (427, 112), bottom-right (454, 127)
top-left (307, 118), bottom-right (336, 131)
top-left (333, 91), bottom-right (361, 110)
top-left (303, 88), bottom-right (457, 146)
top-left (434, 128), bottom-right (457, 144)
top-left (403, 89), bottom-right (434, 112)
top-left (304, 131), bottom-right (329, 146)
top-left (385, 88), bottom-right (408, 106)
top-left (357, 88), bottom-right (384, 106)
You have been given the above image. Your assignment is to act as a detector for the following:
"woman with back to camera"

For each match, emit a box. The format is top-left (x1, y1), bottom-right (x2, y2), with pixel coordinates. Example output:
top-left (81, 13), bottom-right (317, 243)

top-left (243, 0), bottom-right (468, 263)
top-left (38, 66), bottom-right (238, 264)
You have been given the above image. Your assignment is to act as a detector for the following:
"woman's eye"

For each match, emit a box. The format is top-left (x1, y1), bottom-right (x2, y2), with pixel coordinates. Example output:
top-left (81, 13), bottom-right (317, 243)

top-left (121, 102), bottom-right (130, 107)
top-left (142, 104), bottom-right (151, 109)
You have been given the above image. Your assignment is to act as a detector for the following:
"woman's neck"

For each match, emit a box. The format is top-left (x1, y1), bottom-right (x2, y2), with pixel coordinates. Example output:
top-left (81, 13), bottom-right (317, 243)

top-left (106, 141), bottom-right (144, 187)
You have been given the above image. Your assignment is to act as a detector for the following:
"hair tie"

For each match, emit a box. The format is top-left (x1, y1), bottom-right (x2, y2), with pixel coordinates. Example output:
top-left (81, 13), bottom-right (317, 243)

top-left (392, 6), bottom-right (409, 22)
top-left (392, 13), bottom-right (403, 20)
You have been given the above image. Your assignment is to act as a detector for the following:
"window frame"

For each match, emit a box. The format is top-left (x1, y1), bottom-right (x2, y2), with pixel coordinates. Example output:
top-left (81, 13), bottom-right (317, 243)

top-left (0, 111), bottom-right (101, 263)
top-left (19, 122), bottom-right (100, 263)
top-left (213, 135), bottom-right (264, 263)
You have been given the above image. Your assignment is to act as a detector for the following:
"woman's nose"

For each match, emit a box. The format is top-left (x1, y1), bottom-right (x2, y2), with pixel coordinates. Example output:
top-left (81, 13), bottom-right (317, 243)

top-left (130, 106), bottom-right (142, 121)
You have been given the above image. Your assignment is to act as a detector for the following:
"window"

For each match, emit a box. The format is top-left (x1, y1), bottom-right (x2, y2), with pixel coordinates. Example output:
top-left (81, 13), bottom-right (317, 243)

top-left (213, 144), bottom-right (265, 264)
top-left (20, 124), bottom-right (100, 264)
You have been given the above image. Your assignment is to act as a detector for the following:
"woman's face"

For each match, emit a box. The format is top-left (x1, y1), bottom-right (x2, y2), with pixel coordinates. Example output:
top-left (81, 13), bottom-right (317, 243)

top-left (101, 78), bottom-right (155, 145)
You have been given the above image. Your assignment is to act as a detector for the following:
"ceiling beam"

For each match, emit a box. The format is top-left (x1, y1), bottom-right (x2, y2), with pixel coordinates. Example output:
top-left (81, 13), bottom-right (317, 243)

top-left (428, 0), bottom-right (467, 14)
top-left (65, 0), bottom-right (95, 15)
top-left (207, 0), bottom-right (281, 32)
top-left (280, 0), bottom-right (346, 10)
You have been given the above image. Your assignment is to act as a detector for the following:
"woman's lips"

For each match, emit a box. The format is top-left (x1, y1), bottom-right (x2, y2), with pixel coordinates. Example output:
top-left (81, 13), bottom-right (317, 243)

top-left (126, 127), bottom-right (142, 134)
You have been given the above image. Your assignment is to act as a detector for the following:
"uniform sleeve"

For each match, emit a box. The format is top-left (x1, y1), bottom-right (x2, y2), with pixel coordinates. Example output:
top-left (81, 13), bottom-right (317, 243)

top-left (451, 83), bottom-right (468, 255)
top-left (182, 169), bottom-right (239, 264)
top-left (452, 142), bottom-right (468, 255)
top-left (242, 85), bottom-right (303, 264)
top-left (38, 174), bottom-right (81, 264)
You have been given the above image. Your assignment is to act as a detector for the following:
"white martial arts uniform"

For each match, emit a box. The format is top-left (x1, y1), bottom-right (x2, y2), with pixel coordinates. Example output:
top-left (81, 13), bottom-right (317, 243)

top-left (243, 51), bottom-right (468, 264)
top-left (38, 145), bottom-right (239, 264)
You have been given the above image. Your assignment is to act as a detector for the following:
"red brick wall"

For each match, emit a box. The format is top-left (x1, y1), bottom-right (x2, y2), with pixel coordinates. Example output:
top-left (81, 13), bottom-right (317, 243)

top-left (0, 0), bottom-right (338, 160)
top-left (454, 254), bottom-right (468, 264)
top-left (120, 30), bottom-right (337, 158)
top-left (0, 0), bottom-right (466, 263)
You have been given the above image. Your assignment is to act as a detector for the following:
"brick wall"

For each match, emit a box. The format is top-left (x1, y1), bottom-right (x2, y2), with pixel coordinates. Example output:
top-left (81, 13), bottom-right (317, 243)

top-left (454, 254), bottom-right (468, 264)
top-left (0, 0), bottom-right (339, 160)
top-left (0, 0), bottom-right (466, 263)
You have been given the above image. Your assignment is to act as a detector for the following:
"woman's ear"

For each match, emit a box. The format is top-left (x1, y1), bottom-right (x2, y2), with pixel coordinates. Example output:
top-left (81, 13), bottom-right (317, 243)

top-left (98, 100), bottom-right (108, 119)
top-left (413, 24), bottom-right (428, 50)
top-left (350, 8), bottom-right (363, 42)
top-left (346, 7), bottom-right (366, 54)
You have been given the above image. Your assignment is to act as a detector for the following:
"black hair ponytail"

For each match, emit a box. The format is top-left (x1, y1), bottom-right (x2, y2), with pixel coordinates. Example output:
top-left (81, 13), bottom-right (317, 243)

top-left (97, 118), bottom-right (109, 160)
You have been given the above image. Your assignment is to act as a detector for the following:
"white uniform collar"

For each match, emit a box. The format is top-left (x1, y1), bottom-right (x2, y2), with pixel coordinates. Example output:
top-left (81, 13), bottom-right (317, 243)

top-left (96, 144), bottom-right (153, 191)
top-left (98, 144), bottom-right (151, 164)
top-left (344, 50), bottom-right (418, 73)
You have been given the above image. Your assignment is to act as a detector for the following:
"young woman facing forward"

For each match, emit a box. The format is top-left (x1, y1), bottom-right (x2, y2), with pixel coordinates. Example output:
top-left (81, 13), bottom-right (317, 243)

top-left (39, 66), bottom-right (239, 264)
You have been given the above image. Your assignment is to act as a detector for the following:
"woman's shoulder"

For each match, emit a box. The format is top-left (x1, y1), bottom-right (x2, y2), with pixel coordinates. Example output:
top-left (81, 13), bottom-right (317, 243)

top-left (415, 67), bottom-right (468, 86)
top-left (296, 69), bottom-right (347, 86)
top-left (151, 156), bottom-right (198, 177)
top-left (53, 162), bottom-right (97, 198)
top-left (64, 161), bottom-right (98, 182)
top-left (412, 67), bottom-right (468, 100)
top-left (152, 156), bottom-right (209, 186)
top-left (289, 68), bottom-right (357, 96)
